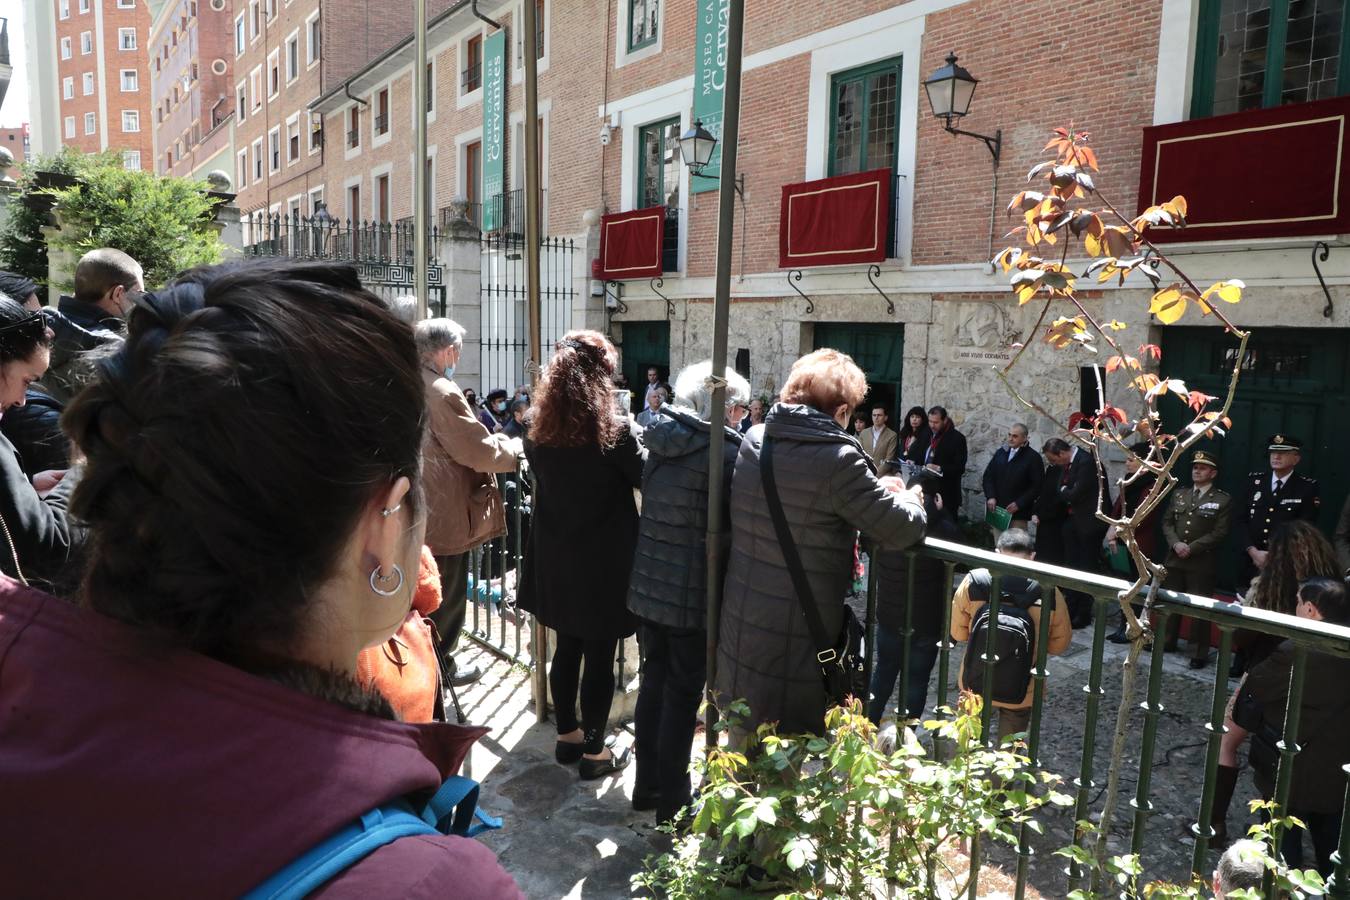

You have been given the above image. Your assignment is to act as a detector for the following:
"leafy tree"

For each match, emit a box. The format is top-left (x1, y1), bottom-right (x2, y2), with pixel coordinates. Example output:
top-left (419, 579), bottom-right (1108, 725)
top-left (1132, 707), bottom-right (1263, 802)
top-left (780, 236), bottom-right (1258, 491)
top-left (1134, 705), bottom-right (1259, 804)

top-left (42, 162), bottom-right (225, 291)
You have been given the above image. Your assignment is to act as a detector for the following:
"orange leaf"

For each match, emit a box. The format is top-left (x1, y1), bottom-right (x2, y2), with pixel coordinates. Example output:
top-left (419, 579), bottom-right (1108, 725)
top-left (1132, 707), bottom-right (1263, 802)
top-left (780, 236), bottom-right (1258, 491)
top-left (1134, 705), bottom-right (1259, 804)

top-left (1138, 344), bottom-right (1162, 361)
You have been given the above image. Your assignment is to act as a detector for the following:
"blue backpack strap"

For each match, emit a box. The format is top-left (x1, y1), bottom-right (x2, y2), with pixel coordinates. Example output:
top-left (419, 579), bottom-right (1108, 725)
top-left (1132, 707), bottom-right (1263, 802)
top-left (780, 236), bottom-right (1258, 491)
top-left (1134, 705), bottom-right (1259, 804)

top-left (419, 775), bottom-right (503, 838)
top-left (242, 804), bottom-right (436, 900)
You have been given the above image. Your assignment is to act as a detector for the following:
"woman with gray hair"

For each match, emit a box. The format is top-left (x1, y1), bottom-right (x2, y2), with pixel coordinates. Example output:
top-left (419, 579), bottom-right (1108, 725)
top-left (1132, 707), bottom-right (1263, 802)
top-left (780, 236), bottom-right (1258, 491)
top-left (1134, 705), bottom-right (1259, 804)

top-left (414, 317), bottom-right (521, 686)
top-left (626, 360), bottom-right (749, 824)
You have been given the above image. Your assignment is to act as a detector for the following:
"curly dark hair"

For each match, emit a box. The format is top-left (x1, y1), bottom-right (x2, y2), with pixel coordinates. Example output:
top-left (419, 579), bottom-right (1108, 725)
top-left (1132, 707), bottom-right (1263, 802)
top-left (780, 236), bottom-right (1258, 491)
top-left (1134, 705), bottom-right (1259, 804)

top-left (64, 259), bottom-right (425, 664)
top-left (1247, 520), bottom-right (1340, 615)
top-left (529, 329), bottom-right (623, 449)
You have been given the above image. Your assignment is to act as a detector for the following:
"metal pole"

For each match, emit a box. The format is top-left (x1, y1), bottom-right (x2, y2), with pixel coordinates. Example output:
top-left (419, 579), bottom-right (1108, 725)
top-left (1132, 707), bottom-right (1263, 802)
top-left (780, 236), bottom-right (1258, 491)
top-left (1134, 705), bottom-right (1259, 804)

top-left (703, 0), bottom-right (745, 749)
top-left (412, 0), bottom-right (428, 319)
top-left (523, 0), bottom-right (548, 724)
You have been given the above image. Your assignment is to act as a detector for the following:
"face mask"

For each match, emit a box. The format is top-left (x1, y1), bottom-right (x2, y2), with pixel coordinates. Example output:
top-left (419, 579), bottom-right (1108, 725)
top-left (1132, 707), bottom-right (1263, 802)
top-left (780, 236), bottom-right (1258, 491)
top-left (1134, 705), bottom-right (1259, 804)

top-left (496, 401), bottom-right (507, 412)
top-left (444, 365), bottom-right (456, 380)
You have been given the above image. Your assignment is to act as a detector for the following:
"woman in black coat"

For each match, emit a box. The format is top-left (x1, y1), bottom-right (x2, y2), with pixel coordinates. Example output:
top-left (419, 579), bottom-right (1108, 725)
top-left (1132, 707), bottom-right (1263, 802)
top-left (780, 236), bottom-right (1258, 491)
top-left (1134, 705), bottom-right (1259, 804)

top-left (517, 330), bottom-right (645, 779)
top-left (897, 405), bottom-right (931, 466)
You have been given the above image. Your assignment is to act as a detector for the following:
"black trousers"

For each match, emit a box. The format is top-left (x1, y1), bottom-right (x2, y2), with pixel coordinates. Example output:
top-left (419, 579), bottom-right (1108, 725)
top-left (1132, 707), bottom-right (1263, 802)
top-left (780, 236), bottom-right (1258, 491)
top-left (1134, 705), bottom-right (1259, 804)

top-left (1163, 564), bottom-right (1216, 659)
top-left (633, 621), bottom-right (707, 823)
top-left (551, 632), bottom-right (620, 752)
top-left (1062, 520), bottom-right (1103, 624)
top-left (431, 552), bottom-right (469, 665)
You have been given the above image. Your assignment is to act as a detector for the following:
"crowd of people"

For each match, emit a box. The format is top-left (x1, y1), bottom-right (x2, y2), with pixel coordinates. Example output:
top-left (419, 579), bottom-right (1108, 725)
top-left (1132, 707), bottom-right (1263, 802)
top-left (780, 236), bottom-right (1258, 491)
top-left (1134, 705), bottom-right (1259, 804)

top-left (2, 252), bottom-right (1347, 891)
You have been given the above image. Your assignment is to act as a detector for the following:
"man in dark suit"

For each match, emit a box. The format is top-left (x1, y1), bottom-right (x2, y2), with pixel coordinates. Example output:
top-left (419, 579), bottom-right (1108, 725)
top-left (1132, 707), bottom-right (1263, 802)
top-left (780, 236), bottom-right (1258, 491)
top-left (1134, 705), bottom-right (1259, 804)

top-left (1032, 438), bottom-right (1069, 564)
top-left (1043, 438), bottom-right (1113, 627)
top-left (982, 422), bottom-right (1042, 535)
top-left (1233, 434), bottom-right (1321, 592)
top-left (922, 406), bottom-right (967, 516)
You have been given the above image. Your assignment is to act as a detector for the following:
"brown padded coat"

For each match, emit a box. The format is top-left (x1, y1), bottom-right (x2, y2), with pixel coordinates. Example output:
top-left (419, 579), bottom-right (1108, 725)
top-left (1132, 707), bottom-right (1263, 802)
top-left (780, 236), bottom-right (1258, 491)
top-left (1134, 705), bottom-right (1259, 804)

top-left (950, 573), bottom-right (1072, 710)
top-left (421, 367), bottom-right (520, 556)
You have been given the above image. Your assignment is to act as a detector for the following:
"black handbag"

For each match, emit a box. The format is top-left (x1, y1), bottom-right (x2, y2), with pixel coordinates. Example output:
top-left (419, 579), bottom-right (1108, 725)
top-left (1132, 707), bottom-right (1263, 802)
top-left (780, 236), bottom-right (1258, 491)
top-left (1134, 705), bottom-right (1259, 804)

top-left (760, 435), bottom-right (867, 708)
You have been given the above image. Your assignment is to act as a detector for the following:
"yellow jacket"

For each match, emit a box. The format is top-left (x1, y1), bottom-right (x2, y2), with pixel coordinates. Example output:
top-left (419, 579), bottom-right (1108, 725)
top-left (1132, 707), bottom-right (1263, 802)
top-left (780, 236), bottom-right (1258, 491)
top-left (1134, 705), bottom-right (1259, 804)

top-left (950, 573), bottom-right (1072, 710)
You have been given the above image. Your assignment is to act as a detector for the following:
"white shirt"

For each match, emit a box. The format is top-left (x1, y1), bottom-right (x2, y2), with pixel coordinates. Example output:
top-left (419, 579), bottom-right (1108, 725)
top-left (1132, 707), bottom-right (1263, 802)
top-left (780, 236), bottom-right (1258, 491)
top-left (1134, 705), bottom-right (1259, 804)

top-left (872, 425), bottom-right (885, 442)
top-left (1271, 473), bottom-right (1288, 493)
top-left (1006, 446), bottom-right (1019, 462)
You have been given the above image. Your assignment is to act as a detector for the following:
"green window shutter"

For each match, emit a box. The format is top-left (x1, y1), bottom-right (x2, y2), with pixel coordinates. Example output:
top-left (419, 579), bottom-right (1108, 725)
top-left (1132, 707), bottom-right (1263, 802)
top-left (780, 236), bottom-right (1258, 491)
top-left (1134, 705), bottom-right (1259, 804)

top-left (828, 56), bottom-right (903, 177)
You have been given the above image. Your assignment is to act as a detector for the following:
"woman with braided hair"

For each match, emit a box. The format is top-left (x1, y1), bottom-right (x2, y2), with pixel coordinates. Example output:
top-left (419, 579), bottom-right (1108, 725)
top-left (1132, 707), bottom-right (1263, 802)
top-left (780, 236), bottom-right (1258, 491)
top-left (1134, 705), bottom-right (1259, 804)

top-left (0, 295), bottom-right (79, 590)
top-left (0, 260), bottom-right (521, 897)
top-left (518, 329), bottom-right (646, 779)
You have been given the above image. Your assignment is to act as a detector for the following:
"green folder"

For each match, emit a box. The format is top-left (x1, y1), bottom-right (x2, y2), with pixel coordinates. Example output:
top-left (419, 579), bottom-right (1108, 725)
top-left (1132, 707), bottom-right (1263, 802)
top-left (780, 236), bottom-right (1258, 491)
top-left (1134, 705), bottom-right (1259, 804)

top-left (1107, 543), bottom-right (1133, 575)
top-left (985, 506), bottom-right (1012, 531)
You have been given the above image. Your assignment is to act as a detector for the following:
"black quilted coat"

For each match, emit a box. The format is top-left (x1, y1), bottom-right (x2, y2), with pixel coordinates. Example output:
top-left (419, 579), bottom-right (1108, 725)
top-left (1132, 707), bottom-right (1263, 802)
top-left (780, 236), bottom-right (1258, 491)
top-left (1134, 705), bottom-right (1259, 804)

top-left (714, 403), bottom-right (927, 735)
top-left (627, 406), bottom-right (741, 631)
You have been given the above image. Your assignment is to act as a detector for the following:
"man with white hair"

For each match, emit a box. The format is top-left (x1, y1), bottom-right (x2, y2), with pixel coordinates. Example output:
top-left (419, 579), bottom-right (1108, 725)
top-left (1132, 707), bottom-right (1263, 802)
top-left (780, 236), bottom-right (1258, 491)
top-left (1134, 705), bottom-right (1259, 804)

top-left (414, 317), bottom-right (522, 686)
top-left (627, 360), bottom-right (749, 825)
top-left (1212, 840), bottom-right (1264, 897)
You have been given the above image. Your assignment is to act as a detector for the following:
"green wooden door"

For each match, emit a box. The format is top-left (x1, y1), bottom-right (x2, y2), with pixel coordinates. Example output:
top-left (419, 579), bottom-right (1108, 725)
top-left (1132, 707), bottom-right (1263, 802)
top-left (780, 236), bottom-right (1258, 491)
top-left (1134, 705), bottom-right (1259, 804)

top-left (813, 323), bottom-right (905, 421)
top-left (620, 320), bottom-right (670, 411)
top-left (1159, 327), bottom-right (1350, 577)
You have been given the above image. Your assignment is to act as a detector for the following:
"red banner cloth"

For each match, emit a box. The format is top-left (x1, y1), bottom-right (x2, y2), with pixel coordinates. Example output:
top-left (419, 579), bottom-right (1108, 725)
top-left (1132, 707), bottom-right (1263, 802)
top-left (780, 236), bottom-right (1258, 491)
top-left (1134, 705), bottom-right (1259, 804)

top-left (1138, 95), bottom-right (1350, 243)
top-left (598, 206), bottom-right (665, 280)
top-left (779, 168), bottom-right (892, 268)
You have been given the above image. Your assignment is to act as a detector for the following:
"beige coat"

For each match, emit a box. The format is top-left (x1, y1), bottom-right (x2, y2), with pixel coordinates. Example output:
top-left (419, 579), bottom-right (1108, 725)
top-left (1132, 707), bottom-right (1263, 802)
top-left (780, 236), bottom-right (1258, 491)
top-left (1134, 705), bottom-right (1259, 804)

top-left (950, 574), bottom-right (1072, 710)
top-left (860, 425), bottom-right (899, 476)
top-left (421, 367), bottom-right (520, 556)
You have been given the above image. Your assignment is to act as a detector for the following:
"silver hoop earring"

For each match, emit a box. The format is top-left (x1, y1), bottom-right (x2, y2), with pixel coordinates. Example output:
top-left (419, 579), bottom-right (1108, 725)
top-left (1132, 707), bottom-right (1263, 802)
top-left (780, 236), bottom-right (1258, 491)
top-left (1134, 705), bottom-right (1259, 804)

top-left (369, 563), bottom-right (405, 597)
top-left (380, 502), bottom-right (403, 518)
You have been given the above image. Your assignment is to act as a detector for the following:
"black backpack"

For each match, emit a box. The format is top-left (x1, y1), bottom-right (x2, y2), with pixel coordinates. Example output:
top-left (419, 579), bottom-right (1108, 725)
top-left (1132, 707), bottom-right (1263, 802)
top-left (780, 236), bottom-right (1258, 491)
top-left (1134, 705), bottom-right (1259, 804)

top-left (961, 570), bottom-right (1045, 705)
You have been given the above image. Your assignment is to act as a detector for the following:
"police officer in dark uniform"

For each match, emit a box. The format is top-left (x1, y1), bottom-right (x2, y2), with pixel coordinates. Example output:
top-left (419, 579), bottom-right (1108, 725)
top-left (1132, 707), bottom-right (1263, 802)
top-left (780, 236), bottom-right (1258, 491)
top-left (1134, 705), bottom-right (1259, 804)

top-left (1160, 450), bottom-right (1231, 668)
top-left (1233, 434), bottom-right (1320, 592)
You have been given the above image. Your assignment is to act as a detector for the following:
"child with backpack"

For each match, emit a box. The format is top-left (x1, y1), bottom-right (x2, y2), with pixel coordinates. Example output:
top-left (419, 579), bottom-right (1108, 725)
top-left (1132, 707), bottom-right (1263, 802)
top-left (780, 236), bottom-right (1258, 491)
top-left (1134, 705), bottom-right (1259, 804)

top-left (950, 528), bottom-right (1072, 743)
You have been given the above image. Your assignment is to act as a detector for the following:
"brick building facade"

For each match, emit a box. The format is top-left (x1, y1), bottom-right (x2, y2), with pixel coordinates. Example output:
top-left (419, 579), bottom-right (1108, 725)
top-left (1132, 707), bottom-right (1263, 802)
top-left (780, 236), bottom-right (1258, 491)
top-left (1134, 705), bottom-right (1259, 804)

top-left (45, 0), bottom-right (154, 168)
top-left (0, 124), bottom-right (30, 178)
top-left (149, 0), bottom-right (235, 180)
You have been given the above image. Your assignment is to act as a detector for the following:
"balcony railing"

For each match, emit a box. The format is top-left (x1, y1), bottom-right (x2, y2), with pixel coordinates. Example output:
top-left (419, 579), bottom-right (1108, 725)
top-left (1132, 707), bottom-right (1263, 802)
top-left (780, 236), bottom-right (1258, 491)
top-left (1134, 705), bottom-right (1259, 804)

top-left (346, 128), bottom-right (358, 149)
top-left (460, 65), bottom-right (480, 93)
top-left (440, 189), bottom-right (548, 235)
top-left (241, 212), bottom-right (441, 266)
top-left (374, 114), bottom-right (388, 135)
top-left (661, 206), bottom-right (679, 273)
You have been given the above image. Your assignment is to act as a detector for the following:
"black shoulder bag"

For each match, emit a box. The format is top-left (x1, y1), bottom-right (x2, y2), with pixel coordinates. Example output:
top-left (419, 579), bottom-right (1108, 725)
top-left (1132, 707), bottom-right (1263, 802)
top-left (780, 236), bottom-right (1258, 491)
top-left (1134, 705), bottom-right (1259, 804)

top-left (760, 435), bottom-right (866, 707)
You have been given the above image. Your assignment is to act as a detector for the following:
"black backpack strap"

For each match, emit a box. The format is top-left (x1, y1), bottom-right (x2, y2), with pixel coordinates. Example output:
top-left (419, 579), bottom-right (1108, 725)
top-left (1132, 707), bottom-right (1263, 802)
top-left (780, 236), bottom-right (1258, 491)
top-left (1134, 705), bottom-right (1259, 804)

top-left (760, 435), bottom-right (836, 665)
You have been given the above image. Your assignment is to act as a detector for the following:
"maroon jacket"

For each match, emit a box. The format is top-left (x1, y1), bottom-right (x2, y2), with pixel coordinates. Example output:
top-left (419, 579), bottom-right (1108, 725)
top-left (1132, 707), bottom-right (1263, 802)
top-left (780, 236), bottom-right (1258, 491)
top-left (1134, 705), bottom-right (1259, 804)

top-left (0, 580), bottom-right (522, 899)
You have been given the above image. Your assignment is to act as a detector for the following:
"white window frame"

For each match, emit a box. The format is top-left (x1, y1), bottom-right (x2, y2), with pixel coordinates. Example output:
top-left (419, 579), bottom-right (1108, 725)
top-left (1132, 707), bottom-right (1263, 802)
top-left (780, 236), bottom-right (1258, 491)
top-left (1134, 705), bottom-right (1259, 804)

top-left (343, 173), bottom-right (363, 221)
top-left (64, 116), bottom-right (76, 139)
top-left (237, 147), bottom-right (249, 188)
top-left (267, 48), bottom-right (280, 100)
top-left (286, 193), bottom-right (302, 220)
top-left (456, 28), bottom-right (485, 109)
top-left (616, 0), bottom-right (662, 69)
top-left (249, 65), bottom-right (262, 110)
top-left (305, 11), bottom-right (320, 68)
top-left (510, 103), bottom-right (551, 231)
top-left (267, 125), bottom-right (281, 173)
top-left (249, 0), bottom-right (260, 42)
top-left (252, 136), bottom-right (263, 181)
top-left (84, 112), bottom-right (97, 135)
top-left (308, 107), bottom-right (323, 155)
top-left (370, 162), bottom-right (393, 221)
top-left (120, 69), bottom-right (139, 92)
top-left (343, 103), bottom-right (362, 161)
top-left (59, 0), bottom-right (70, 20)
top-left (116, 0), bottom-right (135, 7)
top-left (620, 101), bottom-right (688, 272)
top-left (122, 150), bottom-right (141, 171)
top-left (410, 144), bottom-right (437, 215)
top-left (61, 37), bottom-right (71, 59)
top-left (307, 184), bottom-right (324, 214)
top-left (423, 57), bottom-right (437, 124)
top-left (512, 0), bottom-right (550, 84)
top-left (121, 110), bottom-right (140, 132)
top-left (236, 80), bottom-right (247, 121)
top-left (372, 82), bottom-right (392, 148)
top-left (118, 28), bottom-right (137, 50)
top-left (63, 77), bottom-right (74, 100)
top-left (454, 125), bottom-right (484, 200)
top-left (78, 0), bottom-right (90, 13)
top-left (83, 71), bottom-right (95, 95)
top-left (285, 112), bottom-right (300, 164)
top-left (81, 30), bottom-right (93, 54)
top-left (234, 13), bottom-right (246, 56)
top-left (285, 29), bottom-right (300, 83)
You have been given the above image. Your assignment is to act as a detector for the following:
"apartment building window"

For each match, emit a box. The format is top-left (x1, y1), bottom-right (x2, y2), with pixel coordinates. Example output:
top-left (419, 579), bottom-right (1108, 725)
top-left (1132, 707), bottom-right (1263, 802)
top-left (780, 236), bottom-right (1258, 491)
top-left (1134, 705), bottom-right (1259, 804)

top-left (61, 37), bottom-right (71, 59)
top-left (348, 183), bottom-right (360, 220)
top-left (119, 28), bottom-right (137, 50)
top-left (122, 110), bottom-right (140, 132)
top-left (265, 0), bottom-right (275, 22)
top-left (462, 35), bottom-right (482, 92)
top-left (309, 114), bottom-right (322, 152)
top-left (376, 173), bottom-right (390, 222)
top-left (59, 0), bottom-right (70, 20)
top-left (307, 186), bottom-right (323, 214)
top-left (828, 57), bottom-right (902, 177)
top-left (267, 49), bottom-right (279, 98)
top-left (628, 0), bottom-right (658, 52)
top-left (286, 116), bottom-right (300, 162)
top-left (236, 82), bottom-right (247, 121)
top-left (347, 106), bottom-right (360, 149)
top-left (237, 148), bottom-right (248, 188)
top-left (63, 77), bottom-right (74, 100)
top-left (375, 88), bottom-right (389, 136)
top-left (84, 112), bottom-right (97, 135)
top-left (83, 71), bottom-right (94, 94)
top-left (637, 117), bottom-right (679, 210)
top-left (64, 117), bottom-right (76, 139)
top-left (286, 33), bottom-right (299, 82)
top-left (252, 137), bottom-right (263, 181)
top-left (81, 31), bottom-right (93, 54)
top-left (515, 0), bottom-right (546, 64)
top-left (250, 0), bottom-right (260, 40)
top-left (123, 150), bottom-right (141, 171)
top-left (235, 14), bottom-right (246, 56)
top-left (268, 126), bottom-right (280, 172)
top-left (306, 13), bottom-right (320, 64)
top-left (464, 140), bottom-right (481, 209)
top-left (250, 66), bottom-right (262, 110)
top-left (78, 0), bottom-right (89, 13)
top-left (121, 69), bottom-right (139, 91)
top-left (1191, 0), bottom-right (1350, 118)
top-left (116, 0), bottom-right (135, 7)
top-left (426, 62), bottom-right (435, 113)
top-left (156, 107), bottom-right (163, 124)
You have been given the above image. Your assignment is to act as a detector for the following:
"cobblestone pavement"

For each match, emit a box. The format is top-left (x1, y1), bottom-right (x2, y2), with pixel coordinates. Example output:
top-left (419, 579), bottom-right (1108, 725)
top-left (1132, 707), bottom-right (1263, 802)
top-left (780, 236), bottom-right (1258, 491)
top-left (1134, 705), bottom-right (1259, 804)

top-left (452, 615), bottom-right (1261, 898)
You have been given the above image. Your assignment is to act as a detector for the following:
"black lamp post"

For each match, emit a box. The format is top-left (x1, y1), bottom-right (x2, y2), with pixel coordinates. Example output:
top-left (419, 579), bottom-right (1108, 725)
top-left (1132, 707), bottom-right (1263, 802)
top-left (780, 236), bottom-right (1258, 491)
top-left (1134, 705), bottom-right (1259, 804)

top-left (678, 119), bottom-right (745, 199)
top-left (924, 53), bottom-right (1001, 163)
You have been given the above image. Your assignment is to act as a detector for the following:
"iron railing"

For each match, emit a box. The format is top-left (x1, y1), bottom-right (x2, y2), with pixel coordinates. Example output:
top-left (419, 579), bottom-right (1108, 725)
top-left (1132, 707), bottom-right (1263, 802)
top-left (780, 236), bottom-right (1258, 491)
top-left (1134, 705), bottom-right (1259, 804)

top-left (889, 537), bottom-right (1350, 897)
top-left (347, 128), bottom-right (359, 148)
top-left (444, 189), bottom-right (548, 235)
top-left (241, 212), bottom-right (441, 266)
top-left (461, 457), bottom-right (533, 666)
top-left (479, 229), bottom-right (574, 396)
top-left (662, 206), bottom-right (680, 273)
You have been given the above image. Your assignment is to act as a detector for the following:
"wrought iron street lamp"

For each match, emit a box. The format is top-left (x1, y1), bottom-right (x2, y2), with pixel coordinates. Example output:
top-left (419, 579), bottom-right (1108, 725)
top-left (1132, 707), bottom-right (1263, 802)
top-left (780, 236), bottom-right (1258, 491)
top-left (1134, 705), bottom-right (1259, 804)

top-left (924, 52), bottom-right (1001, 163)
top-left (677, 120), bottom-right (718, 176)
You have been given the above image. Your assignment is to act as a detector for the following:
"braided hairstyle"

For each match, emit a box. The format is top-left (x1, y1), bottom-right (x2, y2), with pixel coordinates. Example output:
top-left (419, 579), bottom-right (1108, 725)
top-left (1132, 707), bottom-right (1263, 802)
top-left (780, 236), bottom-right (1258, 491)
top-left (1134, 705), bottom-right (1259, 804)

top-left (529, 329), bottom-right (623, 449)
top-left (1247, 520), bottom-right (1340, 615)
top-left (64, 259), bottom-right (425, 663)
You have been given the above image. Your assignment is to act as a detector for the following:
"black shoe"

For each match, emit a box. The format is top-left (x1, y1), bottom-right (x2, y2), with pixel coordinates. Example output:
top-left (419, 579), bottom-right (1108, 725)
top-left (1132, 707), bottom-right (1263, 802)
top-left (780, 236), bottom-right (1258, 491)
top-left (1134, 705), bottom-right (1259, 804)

top-left (579, 745), bottom-right (632, 780)
top-left (1189, 657), bottom-right (1209, 670)
top-left (449, 664), bottom-right (483, 687)
top-left (556, 740), bottom-right (584, 764)
top-left (1107, 628), bottom-right (1130, 644)
top-left (632, 785), bottom-right (662, 812)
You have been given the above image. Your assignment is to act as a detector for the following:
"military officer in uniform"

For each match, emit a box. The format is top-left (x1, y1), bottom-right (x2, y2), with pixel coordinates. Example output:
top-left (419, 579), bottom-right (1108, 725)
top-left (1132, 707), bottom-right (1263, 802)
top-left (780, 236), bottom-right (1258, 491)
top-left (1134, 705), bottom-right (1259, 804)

top-left (1233, 434), bottom-right (1320, 592)
top-left (1160, 451), bottom-right (1231, 669)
